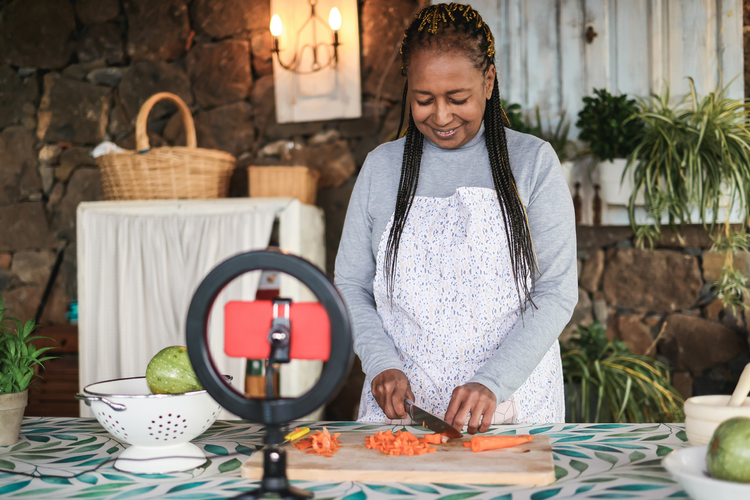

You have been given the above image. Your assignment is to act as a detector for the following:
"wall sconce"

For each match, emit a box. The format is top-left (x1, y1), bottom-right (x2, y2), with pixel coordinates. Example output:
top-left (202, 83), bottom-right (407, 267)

top-left (270, 0), bottom-right (361, 123)
top-left (269, 1), bottom-right (341, 74)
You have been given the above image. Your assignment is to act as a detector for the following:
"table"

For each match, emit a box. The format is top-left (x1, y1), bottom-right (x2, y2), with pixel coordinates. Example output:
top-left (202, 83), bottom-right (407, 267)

top-left (0, 418), bottom-right (690, 499)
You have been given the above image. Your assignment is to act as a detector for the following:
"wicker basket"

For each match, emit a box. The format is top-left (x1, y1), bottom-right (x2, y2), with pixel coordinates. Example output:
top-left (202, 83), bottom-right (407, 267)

top-left (248, 166), bottom-right (320, 205)
top-left (96, 92), bottom-right (236, 200)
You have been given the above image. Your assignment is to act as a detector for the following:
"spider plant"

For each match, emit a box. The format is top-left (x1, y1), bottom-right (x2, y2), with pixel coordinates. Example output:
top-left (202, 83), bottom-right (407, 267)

top-left (625, 78), bottom-right (750, 310)
top-left (561, 322), bottom-right (685, 424)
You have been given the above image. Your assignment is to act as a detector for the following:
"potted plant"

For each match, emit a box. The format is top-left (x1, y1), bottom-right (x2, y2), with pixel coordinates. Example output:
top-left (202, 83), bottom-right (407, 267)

top-left (530, 107), bottom-right (576, 186)
top-left (577, 88), bottom-right (643, 205)
top-left (0, 294), bottom-right (55, 446)
top-left (626, 78), bottom-right (750, 310)
top-left (502, 101), bottom-right (577, 187)
top-left (561, 321), bottom-right (684, 423)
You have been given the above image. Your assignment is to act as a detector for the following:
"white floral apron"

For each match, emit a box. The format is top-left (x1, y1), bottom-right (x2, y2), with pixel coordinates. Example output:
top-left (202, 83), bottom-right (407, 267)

top-left (357, 187), bottom-right (564, 424)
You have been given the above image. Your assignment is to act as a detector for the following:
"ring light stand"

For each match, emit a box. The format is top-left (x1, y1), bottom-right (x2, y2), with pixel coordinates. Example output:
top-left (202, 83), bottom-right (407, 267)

top-left (186, 249), bottom-right (353, 499)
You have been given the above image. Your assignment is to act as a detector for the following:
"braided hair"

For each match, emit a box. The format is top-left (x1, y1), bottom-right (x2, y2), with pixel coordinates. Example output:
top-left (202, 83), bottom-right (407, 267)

top-left (385, 2), bottom-right (538, 310)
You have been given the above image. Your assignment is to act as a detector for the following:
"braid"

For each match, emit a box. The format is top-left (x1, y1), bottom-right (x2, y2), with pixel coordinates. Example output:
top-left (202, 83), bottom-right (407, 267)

top-left (395, 81), bottom-right (409, 140)
top-left (385, 2), bottom-right (538, 308)
top-left (385, 110), bottom-right (424, 296)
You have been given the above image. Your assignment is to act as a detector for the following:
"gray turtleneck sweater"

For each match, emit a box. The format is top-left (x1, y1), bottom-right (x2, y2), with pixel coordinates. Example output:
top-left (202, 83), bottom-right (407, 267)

top-left (334, 124), bottom-right (577, 404)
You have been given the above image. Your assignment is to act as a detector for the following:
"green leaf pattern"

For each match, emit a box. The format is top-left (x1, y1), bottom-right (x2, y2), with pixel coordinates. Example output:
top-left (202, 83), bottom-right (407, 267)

top-left (0, 419), bottom-right (691, 499)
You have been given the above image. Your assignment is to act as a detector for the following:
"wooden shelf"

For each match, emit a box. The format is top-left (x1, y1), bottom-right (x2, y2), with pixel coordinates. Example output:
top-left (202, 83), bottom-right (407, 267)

top-left (26, 325), bottom-right (79, 417)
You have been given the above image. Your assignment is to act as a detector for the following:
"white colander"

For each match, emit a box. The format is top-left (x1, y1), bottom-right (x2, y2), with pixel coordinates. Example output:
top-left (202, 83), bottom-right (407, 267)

top-left (77, 376), bottom-right (228, 474)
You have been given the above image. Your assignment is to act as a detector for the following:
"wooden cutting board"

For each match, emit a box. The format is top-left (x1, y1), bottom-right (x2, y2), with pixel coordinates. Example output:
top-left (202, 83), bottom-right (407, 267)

top-left (241, 432), bottom-right (555, 485)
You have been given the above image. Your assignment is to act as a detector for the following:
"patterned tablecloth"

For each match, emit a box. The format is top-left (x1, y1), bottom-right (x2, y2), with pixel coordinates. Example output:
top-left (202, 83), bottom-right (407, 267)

top-left (0, 418), bottom-right (691, 500)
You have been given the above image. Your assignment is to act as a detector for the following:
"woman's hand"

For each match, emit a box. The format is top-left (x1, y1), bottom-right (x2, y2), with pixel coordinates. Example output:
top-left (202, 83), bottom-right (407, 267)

top-left (445, 383), bottom-right (496, 434)
top-left (372, 369), bottom-right (415, 419)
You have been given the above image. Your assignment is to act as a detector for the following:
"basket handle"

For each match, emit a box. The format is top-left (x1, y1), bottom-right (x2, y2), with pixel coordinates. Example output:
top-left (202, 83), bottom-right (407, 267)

top-left (135, 92), bottom-right (197, 152)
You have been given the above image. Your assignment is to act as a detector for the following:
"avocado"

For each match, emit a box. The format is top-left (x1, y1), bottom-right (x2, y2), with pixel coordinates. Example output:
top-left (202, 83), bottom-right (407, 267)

top-left (706, 417), bottom-right (750, 483)
top-left (145, 346), bottom-right (203, 394)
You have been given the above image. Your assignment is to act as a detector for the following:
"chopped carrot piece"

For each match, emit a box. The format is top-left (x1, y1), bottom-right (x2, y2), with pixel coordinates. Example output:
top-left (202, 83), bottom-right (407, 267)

top-left (422, 433), bottom-right (443, 444)
top-left (364, 430), bottom-right (437, 456)
top-left (293, 427), bottom-right (343, 457)
top-left (468, 435), bottom-right (533, 452)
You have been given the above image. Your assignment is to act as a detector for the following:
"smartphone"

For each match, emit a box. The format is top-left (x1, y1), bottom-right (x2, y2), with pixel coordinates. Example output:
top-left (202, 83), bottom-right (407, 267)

top-left (224, 300), bottom-right (330, 361)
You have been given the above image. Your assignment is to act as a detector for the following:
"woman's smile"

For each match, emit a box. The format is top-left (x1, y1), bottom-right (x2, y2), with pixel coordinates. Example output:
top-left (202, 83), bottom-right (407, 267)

top-left (433, 125), bottom-right (461, 139)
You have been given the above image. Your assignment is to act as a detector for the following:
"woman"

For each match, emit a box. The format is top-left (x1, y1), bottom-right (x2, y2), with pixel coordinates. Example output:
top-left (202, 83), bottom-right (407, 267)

top-left (335, 3), bottom-right (577, 433)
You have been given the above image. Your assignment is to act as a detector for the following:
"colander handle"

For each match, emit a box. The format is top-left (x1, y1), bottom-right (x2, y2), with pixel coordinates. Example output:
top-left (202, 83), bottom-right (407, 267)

top-left (75, 393), bottom-right (127, 411)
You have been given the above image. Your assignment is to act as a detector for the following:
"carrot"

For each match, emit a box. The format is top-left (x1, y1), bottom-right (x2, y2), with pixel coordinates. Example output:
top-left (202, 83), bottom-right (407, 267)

top-left (422, 433), bottom-right (444, 444)
top-left (293, 427), bottom-right (342, 457)
top-left (467, 435), bottom-right (533, 452)
top-left (365, 430), bottom-right (437, 456)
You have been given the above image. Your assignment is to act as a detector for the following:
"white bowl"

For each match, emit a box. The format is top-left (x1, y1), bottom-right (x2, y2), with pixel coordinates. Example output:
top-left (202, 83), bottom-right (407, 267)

top-left (663, 446), bottom-right (750, 500)
top-left (79, 376), bottom-right (226, 473)
top-left (684, 395), bottom-right (750, 445)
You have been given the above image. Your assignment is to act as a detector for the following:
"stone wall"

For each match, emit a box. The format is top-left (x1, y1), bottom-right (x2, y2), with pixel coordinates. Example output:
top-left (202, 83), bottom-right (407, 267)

top-left (0, 0), bottom-right (423, 331)
top-left (571, 226), bottom-right (750, 400)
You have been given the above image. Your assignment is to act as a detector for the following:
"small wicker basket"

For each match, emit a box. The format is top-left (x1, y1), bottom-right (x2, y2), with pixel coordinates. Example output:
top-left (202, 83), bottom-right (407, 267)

top-left (248, 166), bottom-right (320, 205)
top-left (96, 92), bottom-right (236, 200)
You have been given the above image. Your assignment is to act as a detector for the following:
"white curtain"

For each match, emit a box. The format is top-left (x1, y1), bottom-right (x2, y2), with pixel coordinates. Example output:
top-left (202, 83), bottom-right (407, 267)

top-left (77, 200), bottom-right (279, 418)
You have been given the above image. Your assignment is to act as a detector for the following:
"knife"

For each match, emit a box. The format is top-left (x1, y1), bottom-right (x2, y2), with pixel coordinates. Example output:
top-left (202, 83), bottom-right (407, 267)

top-left (404, 398), bottom-right (463, 438)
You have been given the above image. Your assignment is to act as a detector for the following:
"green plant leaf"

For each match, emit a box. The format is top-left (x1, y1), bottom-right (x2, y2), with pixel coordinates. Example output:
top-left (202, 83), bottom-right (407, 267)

top-left (218, 458), bottom-right (241, 473)
top-left (70, 436), bottom-right (97, 447)
top-left (9, 487), bottom-right (63, 497)
top-left (77, 474), bottom-right (98, 485)
top-left (234, 444), bottom-right (254, 456)
top-left (595, 451), bottom-right (619, 467)
top-left (24, 435), bottom-right (49, 443)
top-left (656, 445), bottom-right (673, 456)
top-left (404, 484), bottom-right (439, 494)
top-left (0, 480), bottom-right (31, 495)
top-left (51, 434), bottom-right (78, 441)
top-left (204, 444), bottom-right (228, 456)
top-left (530, 488), bottom-right (562, 500)
top-left (167, 482), bottom-right (210, 494)
top-left (366, 485), bottom-right (413, 495)
top-left (607, 484), bottom-right (665, 491)
top-left (10, 442), bottom-right (30, 452)
top-left (40, 477), bottom-right (72, 485)
top-left (553, 448), bottom-right (590, 459)
top-left (436, 493), bottom-right (482, 500)
top-left (305, 484), bottom-right (341, 492)
top-left (111, 486), bottom-right (158, 499)
top-left (432, 484), bottom-right (475, 490)
top-left (569, 459), bottom-right (589, 473)
top-left (0, 459), bottom-right (15, 470)
top-left (629, 451), bottom-right (646, 461)
top-left (341, 490), bottom-right (366, 500)
top-left (554, 465), bottom-right (568, 480)
top-left (52, 454), bottom-right (97, 464)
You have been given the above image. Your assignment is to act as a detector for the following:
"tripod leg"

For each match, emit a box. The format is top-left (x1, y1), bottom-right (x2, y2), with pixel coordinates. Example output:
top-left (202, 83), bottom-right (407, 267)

top-left (231, 447), bottom-right (313, 500)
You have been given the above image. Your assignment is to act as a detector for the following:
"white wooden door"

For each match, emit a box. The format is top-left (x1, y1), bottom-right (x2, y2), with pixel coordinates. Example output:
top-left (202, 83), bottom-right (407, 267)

top-left (444, 0), bottom-right (744, 136)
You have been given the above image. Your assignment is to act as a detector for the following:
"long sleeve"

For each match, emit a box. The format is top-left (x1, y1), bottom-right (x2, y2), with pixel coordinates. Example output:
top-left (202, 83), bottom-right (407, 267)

top-left (467, 142), bottom-right (578, 402)
top-left (334, 159), bottom-right (403, 382)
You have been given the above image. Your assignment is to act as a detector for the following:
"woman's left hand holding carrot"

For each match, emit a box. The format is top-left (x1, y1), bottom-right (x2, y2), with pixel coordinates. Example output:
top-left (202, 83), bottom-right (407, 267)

top-left (444, 383), bottom-right (496, 435)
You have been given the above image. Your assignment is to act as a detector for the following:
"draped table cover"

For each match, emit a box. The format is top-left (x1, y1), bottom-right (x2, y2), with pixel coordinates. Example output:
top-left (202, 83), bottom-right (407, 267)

top-left (76, 198), bottom-right (327, 419)
top-left (0, 418), bottom-right (692, 499)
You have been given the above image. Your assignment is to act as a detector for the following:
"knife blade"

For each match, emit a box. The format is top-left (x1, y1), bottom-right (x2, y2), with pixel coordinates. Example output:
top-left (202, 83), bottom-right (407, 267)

top-left (404, 398), bottom-right (463, 438)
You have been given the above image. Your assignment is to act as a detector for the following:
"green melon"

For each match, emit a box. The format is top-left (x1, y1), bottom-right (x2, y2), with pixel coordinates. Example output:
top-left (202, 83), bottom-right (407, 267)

top-left (706, 417), bottom-right (750, 483)
top-left (146, 346), bottom-right (203, 394)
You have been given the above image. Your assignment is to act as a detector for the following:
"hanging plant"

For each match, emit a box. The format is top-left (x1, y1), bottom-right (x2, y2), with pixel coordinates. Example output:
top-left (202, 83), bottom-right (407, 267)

top-left (625, 77), bottom-right (750, 311)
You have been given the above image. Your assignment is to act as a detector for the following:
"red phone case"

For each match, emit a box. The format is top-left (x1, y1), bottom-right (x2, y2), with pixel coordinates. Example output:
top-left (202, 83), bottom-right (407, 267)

top-left (224, 300), bottom-right (331, 361)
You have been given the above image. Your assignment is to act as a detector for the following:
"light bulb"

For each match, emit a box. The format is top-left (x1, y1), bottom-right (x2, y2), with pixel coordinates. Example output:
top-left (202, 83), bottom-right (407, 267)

top-left (329, 7), bottom-right (342, 31)
top-left (270, 14), bottom-right (283, 37)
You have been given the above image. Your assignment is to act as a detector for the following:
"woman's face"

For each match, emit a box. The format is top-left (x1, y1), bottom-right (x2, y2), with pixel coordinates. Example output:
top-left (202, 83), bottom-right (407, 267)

top-left (407, 49), bottom-right (495, 149)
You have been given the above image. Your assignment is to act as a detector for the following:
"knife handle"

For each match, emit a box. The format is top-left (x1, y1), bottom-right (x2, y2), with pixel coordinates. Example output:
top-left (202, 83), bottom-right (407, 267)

top-left (403, 398), bottom-right (415, 420)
